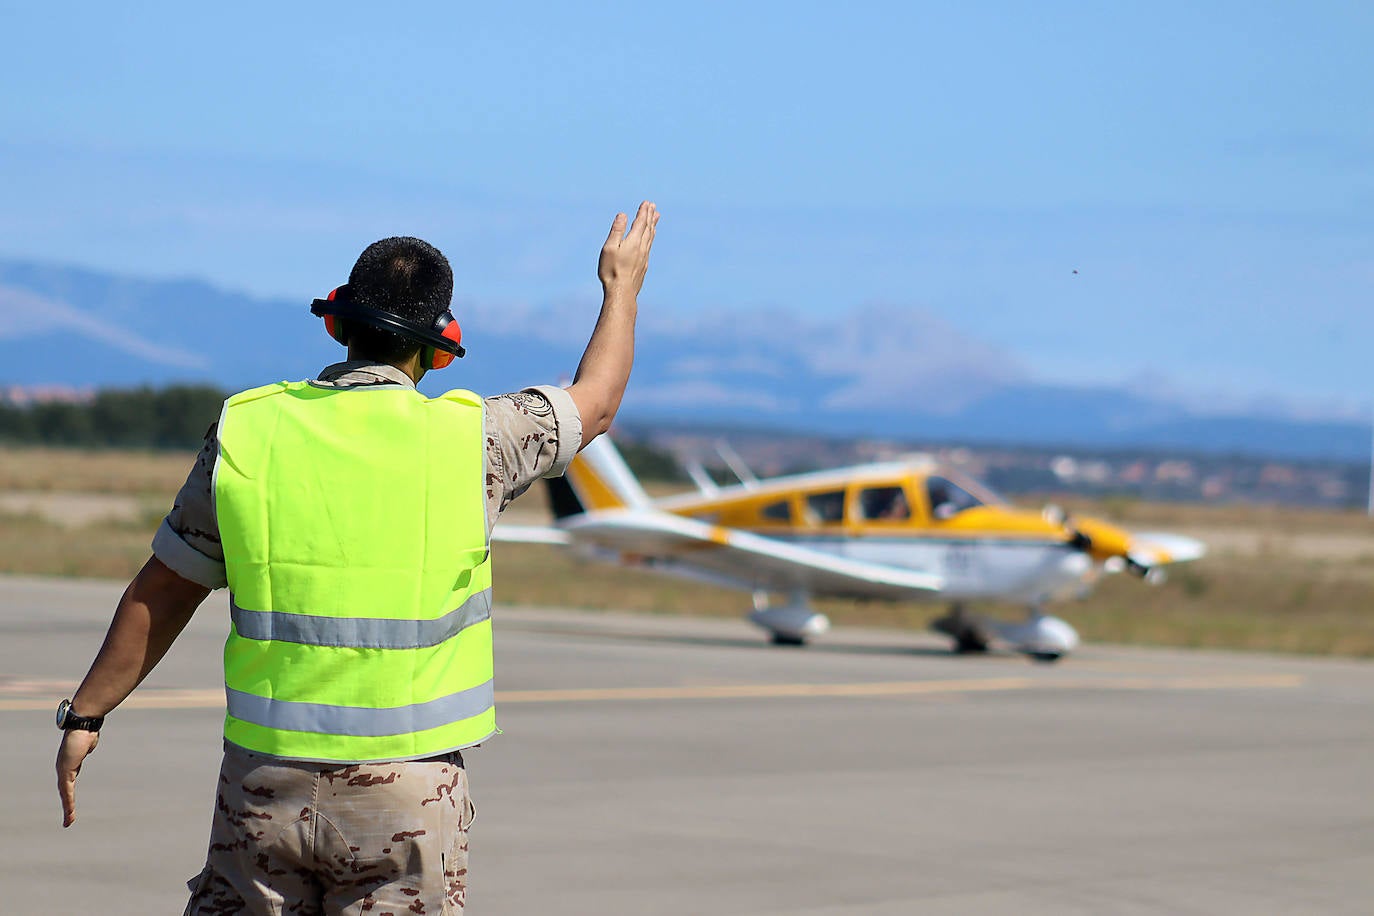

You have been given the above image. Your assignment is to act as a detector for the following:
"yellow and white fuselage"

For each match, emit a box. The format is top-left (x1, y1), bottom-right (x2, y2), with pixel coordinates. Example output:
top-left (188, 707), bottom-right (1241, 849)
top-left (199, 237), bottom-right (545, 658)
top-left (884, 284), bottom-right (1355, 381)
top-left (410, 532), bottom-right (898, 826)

top-left (495, 436), bottom-right (1205, 661)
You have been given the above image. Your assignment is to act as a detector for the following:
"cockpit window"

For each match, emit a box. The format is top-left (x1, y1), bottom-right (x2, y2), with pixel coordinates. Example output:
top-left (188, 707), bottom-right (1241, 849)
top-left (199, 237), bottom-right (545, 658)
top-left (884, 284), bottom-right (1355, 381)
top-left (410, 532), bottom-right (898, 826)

top-left (926, 476), bottom-right (983, 519)
top-left (858, 486), bottom-right (910, 521)
top-left (804, 490), bottom-right (846, 524)
top-left (760, 499), bottom-right (792, 522)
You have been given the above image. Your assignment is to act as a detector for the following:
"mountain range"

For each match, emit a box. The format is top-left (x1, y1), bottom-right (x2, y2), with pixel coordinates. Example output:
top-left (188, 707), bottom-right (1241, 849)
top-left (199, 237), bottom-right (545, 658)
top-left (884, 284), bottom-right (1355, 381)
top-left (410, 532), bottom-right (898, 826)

top-left (0, 258), bottom-right (1366, 462)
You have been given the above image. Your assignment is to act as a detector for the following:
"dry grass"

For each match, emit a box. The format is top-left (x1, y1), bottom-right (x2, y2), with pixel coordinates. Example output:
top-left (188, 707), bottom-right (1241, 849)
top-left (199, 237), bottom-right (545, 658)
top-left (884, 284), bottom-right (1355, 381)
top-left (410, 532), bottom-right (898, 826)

top-left (0, 446), bottom-right (194, 578)
top-left (1052, 492), bottom-right (1374, 539)
top-left (0, 445), bottom-right (196, 495)
top-left (0, 511), bottom-right (159, 580)
top-left (3, 446), bottom-right (1373, 658)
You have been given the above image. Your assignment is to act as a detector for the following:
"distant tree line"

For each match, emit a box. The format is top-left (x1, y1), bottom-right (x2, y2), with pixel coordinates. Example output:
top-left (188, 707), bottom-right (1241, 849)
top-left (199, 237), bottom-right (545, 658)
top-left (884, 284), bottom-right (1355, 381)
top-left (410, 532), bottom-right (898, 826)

top-left (0, 385), bottom-right (717, 487)
top-left (0, 385), bottom-right (699, 477)
top-left (0, 385), bottom-right (226, 450)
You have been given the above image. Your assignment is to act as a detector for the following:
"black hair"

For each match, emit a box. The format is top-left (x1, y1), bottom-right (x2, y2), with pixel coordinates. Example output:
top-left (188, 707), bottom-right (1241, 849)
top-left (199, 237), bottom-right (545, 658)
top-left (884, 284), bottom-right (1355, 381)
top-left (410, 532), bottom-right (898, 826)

top-left (343, 237), bottom-right (454, 364)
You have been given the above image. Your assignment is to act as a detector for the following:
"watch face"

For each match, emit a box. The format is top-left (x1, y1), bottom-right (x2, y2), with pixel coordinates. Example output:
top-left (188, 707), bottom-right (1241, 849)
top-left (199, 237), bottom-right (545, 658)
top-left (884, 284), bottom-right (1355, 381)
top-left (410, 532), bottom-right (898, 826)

top-left (56, 698), bottom-right (71, 728)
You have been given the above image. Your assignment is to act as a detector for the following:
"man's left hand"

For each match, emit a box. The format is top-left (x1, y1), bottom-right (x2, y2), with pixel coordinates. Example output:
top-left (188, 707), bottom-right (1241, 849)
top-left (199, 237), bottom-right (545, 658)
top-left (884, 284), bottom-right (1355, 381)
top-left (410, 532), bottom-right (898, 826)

top-left (57, 728), bottom-right (100, 828)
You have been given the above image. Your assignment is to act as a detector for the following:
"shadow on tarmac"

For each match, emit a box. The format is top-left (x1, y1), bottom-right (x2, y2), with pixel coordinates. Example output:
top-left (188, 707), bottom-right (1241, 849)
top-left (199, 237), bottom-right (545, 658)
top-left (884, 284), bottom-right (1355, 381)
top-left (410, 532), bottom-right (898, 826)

top-left (497, 619), bottom-right (1034, 663)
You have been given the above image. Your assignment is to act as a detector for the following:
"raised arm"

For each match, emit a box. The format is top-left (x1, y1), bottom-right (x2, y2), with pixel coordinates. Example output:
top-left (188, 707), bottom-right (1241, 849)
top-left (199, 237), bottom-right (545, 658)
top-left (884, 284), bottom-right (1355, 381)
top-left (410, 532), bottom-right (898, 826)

top-left (566, 200), bottom-right (659, 447)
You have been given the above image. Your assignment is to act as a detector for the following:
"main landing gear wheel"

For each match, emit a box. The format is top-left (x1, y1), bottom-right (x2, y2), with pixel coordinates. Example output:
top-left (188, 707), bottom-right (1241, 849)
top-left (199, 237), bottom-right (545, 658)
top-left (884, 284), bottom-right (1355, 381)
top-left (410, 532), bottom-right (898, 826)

top-left (1028, 651), bottom-right (1064, 664)
top-left (932, 604), bottom-right (991, 654)
top-left (750, 594), bottom-right (830, 647)
top-left (955, 632), bottom-right (991, 655)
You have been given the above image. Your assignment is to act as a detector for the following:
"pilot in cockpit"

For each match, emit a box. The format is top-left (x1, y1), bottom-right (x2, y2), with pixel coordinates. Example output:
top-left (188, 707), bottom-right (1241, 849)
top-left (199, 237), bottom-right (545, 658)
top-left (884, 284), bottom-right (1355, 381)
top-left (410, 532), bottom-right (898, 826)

top-left (927, 476), bottom-right (982, 520)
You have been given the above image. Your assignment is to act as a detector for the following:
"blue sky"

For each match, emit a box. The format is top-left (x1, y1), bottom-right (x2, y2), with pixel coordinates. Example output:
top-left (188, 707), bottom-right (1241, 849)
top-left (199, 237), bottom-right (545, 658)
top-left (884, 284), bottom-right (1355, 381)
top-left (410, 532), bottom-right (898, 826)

top-left (2, 1), bottom-right (1371, 412)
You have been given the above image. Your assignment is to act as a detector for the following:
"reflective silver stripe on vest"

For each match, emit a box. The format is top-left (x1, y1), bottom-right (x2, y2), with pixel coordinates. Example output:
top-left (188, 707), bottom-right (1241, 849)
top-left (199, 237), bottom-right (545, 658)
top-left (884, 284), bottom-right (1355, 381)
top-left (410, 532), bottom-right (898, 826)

top-left (226, 679), bottom-right (495, 737)
top-left (229, 588), bottom-right (492, 649)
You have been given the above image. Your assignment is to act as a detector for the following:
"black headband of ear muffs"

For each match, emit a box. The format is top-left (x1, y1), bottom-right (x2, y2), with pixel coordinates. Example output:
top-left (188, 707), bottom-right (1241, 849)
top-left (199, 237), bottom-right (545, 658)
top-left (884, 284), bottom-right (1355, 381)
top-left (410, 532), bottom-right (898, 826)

top-left (310, 286), bottom-right (465, 359)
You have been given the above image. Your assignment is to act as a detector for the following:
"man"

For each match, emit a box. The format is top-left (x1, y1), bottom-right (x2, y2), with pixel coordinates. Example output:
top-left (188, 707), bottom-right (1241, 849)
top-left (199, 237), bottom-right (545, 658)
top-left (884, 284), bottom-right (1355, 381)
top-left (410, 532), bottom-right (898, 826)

top-left (55, 201), bottom-right (659, 913)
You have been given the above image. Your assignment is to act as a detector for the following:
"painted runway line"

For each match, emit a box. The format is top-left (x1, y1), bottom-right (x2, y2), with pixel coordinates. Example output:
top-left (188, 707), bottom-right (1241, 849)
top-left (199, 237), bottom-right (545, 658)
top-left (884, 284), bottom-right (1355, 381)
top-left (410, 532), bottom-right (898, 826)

top-left (0, 672), bottom-right (1303, 712)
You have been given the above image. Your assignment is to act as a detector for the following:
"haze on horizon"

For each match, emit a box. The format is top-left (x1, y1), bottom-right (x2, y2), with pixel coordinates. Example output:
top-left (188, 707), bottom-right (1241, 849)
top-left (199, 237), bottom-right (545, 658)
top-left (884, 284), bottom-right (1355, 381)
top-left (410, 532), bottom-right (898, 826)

top-left (1, 1), bottom-right (1370, 415)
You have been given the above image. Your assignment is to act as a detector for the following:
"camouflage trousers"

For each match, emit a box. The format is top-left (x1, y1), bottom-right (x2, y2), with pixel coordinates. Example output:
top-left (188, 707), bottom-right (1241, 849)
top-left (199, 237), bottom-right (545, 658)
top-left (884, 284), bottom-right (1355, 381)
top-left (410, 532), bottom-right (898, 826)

top-left (183, 746), bottom-right (474, 915)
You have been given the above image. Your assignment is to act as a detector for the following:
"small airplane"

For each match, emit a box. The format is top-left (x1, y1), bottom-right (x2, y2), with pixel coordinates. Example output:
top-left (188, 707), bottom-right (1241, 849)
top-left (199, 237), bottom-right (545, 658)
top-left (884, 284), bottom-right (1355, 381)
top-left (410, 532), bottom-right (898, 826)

top-left (494, 435), bottom-right (1205, 662)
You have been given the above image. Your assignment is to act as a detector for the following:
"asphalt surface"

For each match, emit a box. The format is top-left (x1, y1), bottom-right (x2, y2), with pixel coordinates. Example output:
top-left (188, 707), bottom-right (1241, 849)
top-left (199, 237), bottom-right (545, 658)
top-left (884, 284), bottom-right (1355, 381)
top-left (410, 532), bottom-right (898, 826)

top-left (3, 574), bottom-right (1373, 915)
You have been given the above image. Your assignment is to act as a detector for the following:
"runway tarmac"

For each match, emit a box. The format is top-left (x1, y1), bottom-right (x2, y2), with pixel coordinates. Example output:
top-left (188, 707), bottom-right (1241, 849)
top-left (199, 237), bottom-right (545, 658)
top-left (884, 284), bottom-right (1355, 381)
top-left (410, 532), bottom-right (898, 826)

top-left (4, 574), bottom-right (1373, 914)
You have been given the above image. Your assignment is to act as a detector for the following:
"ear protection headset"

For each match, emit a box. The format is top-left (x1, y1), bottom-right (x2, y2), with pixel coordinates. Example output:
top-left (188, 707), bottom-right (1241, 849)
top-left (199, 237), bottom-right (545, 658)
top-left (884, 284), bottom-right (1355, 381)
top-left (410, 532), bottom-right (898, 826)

top-left (310, 284), bottom-right (465, 369)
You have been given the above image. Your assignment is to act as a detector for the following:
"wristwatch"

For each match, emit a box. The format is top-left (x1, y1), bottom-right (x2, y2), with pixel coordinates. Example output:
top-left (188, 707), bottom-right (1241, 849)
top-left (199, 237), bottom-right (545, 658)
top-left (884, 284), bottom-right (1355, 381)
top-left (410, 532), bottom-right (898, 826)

top-left (55, 698), bottom-right (104, 733)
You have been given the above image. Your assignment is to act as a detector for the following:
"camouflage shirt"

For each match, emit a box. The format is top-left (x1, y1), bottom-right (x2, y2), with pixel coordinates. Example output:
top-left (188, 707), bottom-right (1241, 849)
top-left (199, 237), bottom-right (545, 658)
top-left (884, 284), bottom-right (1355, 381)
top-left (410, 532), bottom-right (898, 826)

top-left (151, 360), bottom-right (582, 590)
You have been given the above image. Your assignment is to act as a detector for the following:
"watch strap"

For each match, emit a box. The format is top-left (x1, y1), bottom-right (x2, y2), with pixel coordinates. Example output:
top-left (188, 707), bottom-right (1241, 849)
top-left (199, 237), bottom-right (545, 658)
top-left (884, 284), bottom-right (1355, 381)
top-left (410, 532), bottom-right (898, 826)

top-left (57, 699), bottom-right (104, 732)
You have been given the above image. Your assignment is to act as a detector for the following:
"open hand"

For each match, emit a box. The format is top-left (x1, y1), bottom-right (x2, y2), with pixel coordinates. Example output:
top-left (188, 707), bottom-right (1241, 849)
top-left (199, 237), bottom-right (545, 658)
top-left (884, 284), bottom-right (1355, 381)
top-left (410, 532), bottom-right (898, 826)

top-left (57, 728), bottom-right (100, 827)
top-left (598, 201), bottom-right (659, 297)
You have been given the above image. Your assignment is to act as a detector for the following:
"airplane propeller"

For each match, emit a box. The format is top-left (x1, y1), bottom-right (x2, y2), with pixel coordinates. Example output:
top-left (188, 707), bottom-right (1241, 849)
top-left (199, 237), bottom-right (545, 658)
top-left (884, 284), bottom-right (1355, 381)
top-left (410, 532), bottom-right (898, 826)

top-left (1044, 503), bottom-right (1096, 556)
top-left (1044, 503), bottom-right (1182, 584)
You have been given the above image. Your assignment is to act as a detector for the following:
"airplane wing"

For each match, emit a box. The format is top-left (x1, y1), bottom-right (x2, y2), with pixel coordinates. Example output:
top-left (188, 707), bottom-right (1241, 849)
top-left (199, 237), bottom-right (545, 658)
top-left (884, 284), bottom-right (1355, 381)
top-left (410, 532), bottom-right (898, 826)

top-left (532, 509), bottom-right (944, 599)
top-left (490, 524), bottom-right (571, 545)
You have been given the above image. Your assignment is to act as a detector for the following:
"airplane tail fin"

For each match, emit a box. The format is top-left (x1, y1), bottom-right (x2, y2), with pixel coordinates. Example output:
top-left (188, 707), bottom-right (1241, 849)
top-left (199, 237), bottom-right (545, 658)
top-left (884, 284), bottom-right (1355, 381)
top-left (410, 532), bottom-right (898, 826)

top-left (543, 476), bottom-right (586, 521)
top-left (549, 434), bottom-right (652, 518)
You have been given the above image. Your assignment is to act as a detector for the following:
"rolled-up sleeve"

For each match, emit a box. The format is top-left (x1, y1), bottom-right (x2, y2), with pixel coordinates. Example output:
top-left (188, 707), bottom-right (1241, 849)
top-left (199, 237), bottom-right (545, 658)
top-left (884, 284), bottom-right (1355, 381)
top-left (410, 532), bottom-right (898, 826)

top-left (528, 385), bottom-right (582, 477)
top-left (482, 385), bottom-right (583, 527)
top-left (152, 518), bottom-right (227, 589)
top-left (151, 425), bottom-right (228, 590)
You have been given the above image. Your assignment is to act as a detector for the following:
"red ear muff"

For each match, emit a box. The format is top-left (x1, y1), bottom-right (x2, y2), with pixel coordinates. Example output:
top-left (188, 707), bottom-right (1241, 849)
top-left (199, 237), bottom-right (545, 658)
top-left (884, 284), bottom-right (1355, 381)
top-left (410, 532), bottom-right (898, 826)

top-left (424, 311), bottom-right (464, 370)
top-left (323, 287), bottom-right (349, 344)
top-left (323, 314), bottom-right (346, 344)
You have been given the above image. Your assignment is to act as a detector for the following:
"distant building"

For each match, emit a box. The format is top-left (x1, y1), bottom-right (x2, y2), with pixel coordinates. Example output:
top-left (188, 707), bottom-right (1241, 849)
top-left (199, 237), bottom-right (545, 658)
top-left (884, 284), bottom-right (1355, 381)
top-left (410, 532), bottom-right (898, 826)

top-left (0, 384), bottom-right (95, 406)
top-left (1154, 460), bottom-right (1196, 484)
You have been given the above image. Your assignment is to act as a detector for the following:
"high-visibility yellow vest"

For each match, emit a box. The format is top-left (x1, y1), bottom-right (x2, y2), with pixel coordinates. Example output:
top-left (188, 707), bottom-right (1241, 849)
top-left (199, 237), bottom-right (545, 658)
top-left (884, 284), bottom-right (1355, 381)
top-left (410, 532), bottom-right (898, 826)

top-left (214, 380), bottom-right (494, 763)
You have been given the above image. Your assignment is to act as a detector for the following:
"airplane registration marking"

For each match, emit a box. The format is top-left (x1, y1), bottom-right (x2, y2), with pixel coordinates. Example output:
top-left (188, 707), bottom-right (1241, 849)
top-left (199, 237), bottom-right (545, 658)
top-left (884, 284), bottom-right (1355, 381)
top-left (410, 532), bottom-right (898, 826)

top-left (0, 674), bottom-right (1302, 712)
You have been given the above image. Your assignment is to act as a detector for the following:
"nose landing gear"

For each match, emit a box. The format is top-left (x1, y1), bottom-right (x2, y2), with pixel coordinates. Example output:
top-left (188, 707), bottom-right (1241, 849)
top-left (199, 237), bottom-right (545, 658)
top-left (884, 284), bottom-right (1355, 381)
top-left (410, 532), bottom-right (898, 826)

top-left (993, 605), bottom-right (1079, 662)
top-left (933, 603), bottom-right (1079, 662)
